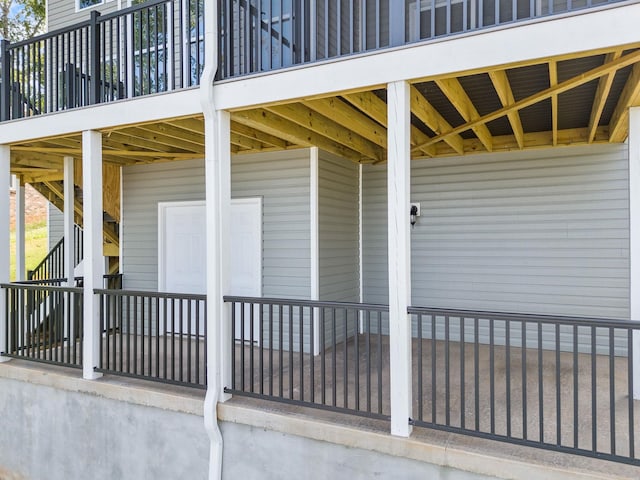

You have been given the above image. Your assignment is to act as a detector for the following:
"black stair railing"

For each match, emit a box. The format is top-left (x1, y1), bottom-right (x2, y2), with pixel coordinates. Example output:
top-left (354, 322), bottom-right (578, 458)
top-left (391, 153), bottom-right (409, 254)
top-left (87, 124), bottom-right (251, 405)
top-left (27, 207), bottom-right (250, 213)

top-left (27, 224), bottom-right (84, 282)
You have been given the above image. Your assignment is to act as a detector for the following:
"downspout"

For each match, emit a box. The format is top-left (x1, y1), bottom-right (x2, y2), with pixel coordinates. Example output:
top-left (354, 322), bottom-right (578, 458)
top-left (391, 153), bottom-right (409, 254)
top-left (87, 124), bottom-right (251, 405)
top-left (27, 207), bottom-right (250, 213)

top-left (199, 0), bottom-right (223, 477)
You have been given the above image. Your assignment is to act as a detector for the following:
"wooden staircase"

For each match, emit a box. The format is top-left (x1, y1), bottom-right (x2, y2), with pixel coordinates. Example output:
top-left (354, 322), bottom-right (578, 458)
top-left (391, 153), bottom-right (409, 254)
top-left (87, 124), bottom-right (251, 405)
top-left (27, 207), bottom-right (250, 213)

top-left (28, 162), bottom-right (120, 273)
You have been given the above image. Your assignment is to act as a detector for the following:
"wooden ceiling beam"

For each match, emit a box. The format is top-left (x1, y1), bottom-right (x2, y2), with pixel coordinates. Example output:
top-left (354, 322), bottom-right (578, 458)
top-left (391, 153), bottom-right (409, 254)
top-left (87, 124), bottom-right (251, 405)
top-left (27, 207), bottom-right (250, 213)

top-left (342, 90), bottom-right (436, 157)
top-left (265, 103), bottom-right (384, 162)
top-left (410, 85), bottom-right (465, 155)
top-left (231, 121), bottom-right (288, 149)
top-left (230, 132), bottom-right (265, 150)
top-left (304, 97), bottom-right (387, 148)
top-left (435, 78), bottom-right (493, 152)
top-left (135, 123), bottom-right (205, 149)
top-left (103, 131), bottom-right (191, 155)
top-left (609, 62), bottom-right (640, 142)
top-left (163, 117), bottom-right (204, 135)
top-left (118, 126), bottom-right (204, 153)
top-left (417, 50), bottom-right (640, 150)
top-left (548, 60), bottom-right (558, 146)
top-left (587, 51), bottom-right (622, 143)
top-left (488, 70), bottom-right (524, 149)
top-left (232, 109), bottom-right (363, 162)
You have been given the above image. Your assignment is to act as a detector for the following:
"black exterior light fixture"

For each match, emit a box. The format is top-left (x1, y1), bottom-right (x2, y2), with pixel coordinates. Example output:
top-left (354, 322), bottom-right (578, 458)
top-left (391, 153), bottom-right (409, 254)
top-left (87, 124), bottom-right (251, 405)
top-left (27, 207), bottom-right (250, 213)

top-left (410, 204), bottom-right (419, 228)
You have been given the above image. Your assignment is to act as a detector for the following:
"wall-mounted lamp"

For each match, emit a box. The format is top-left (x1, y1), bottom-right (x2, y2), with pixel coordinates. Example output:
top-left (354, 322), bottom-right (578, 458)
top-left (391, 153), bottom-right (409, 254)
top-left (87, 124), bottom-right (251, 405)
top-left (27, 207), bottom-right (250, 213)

top-left (410, 203), bottom-right (421, 228)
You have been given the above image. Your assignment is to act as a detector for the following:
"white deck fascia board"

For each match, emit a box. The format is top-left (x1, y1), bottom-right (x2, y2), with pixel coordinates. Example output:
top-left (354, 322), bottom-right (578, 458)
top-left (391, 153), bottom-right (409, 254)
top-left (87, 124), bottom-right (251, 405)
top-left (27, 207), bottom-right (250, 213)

top-left (214, 2), bottom-right (640, 111)
top-left (0, 88), bottom-right (202, 144)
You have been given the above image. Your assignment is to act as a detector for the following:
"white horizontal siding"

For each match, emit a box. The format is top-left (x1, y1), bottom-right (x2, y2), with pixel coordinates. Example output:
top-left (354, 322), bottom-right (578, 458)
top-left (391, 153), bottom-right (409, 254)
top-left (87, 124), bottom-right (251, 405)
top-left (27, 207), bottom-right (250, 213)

top-left (363, 143), bottom-right (630, 322)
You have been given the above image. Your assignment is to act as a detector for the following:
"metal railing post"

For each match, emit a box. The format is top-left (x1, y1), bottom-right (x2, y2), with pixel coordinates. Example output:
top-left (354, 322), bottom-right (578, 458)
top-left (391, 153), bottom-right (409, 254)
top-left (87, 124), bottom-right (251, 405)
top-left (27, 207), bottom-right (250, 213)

top-left (89, 11), bottom-right (102, 105)
top-left (0, 40), bottom-right (11, 121)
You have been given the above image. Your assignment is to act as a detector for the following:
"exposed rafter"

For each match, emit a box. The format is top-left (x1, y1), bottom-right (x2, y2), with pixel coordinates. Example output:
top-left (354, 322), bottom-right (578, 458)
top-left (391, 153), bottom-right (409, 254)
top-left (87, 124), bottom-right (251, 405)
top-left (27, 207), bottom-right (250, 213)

top-left (548, 60), bottom-right (558, 146)
top-left (231, 121), bottom-right (288, 149)
top-left (488, 70), bottom-right (524, 149)
top-left (587, 51), bottom-right (622, 143)
top-left (609, 62), bottom-right (640, 142)
top-left (410, 86), bottom-right (465, 155)
top-left (415, 50), bottom-right (640, 151)
top-left (265, 103), bottom-right (385, 162)
top-left (435, 78), bottom-right (493, 152)
top-left (341, 91), bottom-right (436, 157)
top-left (232, 108), bottom-right (364, 162)
top-left (304, 97), bottom-right (387, 148)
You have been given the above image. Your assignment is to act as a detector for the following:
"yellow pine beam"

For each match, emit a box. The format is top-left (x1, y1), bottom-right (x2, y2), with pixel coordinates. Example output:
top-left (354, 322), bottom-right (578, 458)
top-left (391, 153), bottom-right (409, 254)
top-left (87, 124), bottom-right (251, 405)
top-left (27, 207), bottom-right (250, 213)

top-left (587, 51), bottom-right (622, 143)
top-left (265, 103), bottom-right (384, 162)
top-left (342, 90), bottom-right (437, 157)
top-left (416, 50), bottom-right (640, 150)
top-left (435, 77), bottom-right (493, 152)
top-left (304, 97), bottom-right (387, 148)
top-left (232, 109), bottom-right (363, 162)
top-left (488, 70), bottom-right (525, 149)
top-left (410, 85), bottom-right (465, 155)
top-left (548, 60), bottom-right (558, 146)
top-left (609, 62), bottom-right (640, 142)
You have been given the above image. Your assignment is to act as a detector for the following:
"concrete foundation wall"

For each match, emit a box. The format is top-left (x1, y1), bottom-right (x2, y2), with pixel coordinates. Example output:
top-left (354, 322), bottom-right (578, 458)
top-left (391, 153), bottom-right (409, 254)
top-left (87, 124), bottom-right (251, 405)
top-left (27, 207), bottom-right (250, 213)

top-left (0, 376), bottom-right (209, 480)
top-left (220, 421), bottom-right (498, 480)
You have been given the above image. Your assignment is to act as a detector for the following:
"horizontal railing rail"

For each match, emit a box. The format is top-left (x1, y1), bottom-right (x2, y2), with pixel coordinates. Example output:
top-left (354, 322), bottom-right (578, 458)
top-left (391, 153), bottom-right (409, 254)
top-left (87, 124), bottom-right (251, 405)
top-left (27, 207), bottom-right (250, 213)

top-left (0, 0), bottom-right (204, 120)
top-left (1, 282), bottom-right (84, 368)
top-left (94, 288), bottom-right (207, 388)
top-left (223, 295), bottom-right (390, 419)
top-left (408, 305), bottom-right (640, 466)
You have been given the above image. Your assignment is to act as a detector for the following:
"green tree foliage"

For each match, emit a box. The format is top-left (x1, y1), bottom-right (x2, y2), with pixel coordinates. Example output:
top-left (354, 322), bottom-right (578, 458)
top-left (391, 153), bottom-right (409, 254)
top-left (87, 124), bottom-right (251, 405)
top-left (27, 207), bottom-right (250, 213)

top-left (0, 0), bottom-right (45, 42)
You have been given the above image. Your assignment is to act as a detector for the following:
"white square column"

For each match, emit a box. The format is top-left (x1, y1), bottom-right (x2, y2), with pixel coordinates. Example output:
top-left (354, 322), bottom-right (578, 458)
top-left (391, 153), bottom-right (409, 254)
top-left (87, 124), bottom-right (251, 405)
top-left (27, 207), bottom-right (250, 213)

top-left (82, 131), bottom-right (104, 380)
top-left (630, 107), bottom-right (640, 399)
top-left (205, 109), bottom-right (232, 401)
top-left (387, 80), bottom-right (413, 436)
top-left (0, 145), bottom-right (10, 362)
top-left (63, 157), bottom-right (75, 287)
top-left (14, 177), bottom-right (25, 282)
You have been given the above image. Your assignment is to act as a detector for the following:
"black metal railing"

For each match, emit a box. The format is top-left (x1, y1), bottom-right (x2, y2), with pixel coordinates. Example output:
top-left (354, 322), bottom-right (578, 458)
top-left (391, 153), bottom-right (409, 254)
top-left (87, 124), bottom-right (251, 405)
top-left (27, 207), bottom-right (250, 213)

top-left (409, 305), bottom-right (640, 466)
top-left (224, 296), bottom-right (390, 419)
top-left (27, 225), bottom-right (84, 282)
top-left (0, 0), bottom-right (204, 121)
top-left (1, 282), bottom-right (83, 368)
top-left (95, 288), bottom-right (207, 388)
top-left (217, 0), bottom-right (625, 79)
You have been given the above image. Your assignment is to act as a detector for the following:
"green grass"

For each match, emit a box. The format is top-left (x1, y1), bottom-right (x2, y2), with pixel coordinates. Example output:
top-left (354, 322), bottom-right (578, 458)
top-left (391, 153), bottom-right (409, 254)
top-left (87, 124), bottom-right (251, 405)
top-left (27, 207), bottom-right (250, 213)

top-left (9, 220), bottom-right (49, 281)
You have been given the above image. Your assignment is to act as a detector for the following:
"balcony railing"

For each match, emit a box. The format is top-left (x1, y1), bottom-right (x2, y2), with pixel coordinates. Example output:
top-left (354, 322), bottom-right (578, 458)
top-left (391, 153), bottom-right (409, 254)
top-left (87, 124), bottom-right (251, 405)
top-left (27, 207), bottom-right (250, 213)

top-left (0, 0), bottom-right (204, 121)
top-left (0, 0), bottom-right (626, 120)
top-left (2, 282), bottom-right (84, 368)
top-left (409, 306), bottom-right (640, 466)
top-left (3, 285), bottom-right (640, 466)
top-left (95, 288), bottom-right (207, 388)
top-left (217, 0), bottom-right (624, 78)
top-left (224, 296), bottom-right (390, 419)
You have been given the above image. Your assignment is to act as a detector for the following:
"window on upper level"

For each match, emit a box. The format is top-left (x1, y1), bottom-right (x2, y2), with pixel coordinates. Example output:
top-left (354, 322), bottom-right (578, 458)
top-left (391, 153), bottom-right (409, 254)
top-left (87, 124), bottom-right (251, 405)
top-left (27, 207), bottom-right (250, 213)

top-left (77, 0), bottom-right (104, 10)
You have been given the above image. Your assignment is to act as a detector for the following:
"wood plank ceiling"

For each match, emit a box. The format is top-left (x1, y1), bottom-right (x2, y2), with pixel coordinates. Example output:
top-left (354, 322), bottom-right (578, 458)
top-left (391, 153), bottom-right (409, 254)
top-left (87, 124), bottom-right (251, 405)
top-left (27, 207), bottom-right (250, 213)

top-left (10, 44), bottom-right (640, 183)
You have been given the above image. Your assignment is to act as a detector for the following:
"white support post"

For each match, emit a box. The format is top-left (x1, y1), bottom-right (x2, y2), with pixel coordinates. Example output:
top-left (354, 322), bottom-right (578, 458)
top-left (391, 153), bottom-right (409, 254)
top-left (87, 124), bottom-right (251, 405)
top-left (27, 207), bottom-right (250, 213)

top-left (387, 80), bottom-right (413, 436)
top-left (63, 157), bottom-right (75, 287)
top-left (205, 109), bottom-right (232, 403)
top-left (82, 131), bottom-right (103, 380)
top-left (629, 107), bottom-right (640, 399)
top-left (63, 157), bottom-right (76, 344)
top-left (14, 177), bottom-right (25, 281)
top-left (310, 147), bottom-right (320, 356)
top-left (0, 145), bottom-right (10, 362)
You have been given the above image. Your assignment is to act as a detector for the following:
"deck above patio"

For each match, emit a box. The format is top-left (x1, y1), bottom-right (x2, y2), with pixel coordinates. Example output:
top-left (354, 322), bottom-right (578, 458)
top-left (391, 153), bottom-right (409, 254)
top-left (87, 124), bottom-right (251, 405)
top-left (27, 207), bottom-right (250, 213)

top-left (0, 0), bottom-right (630, 122)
